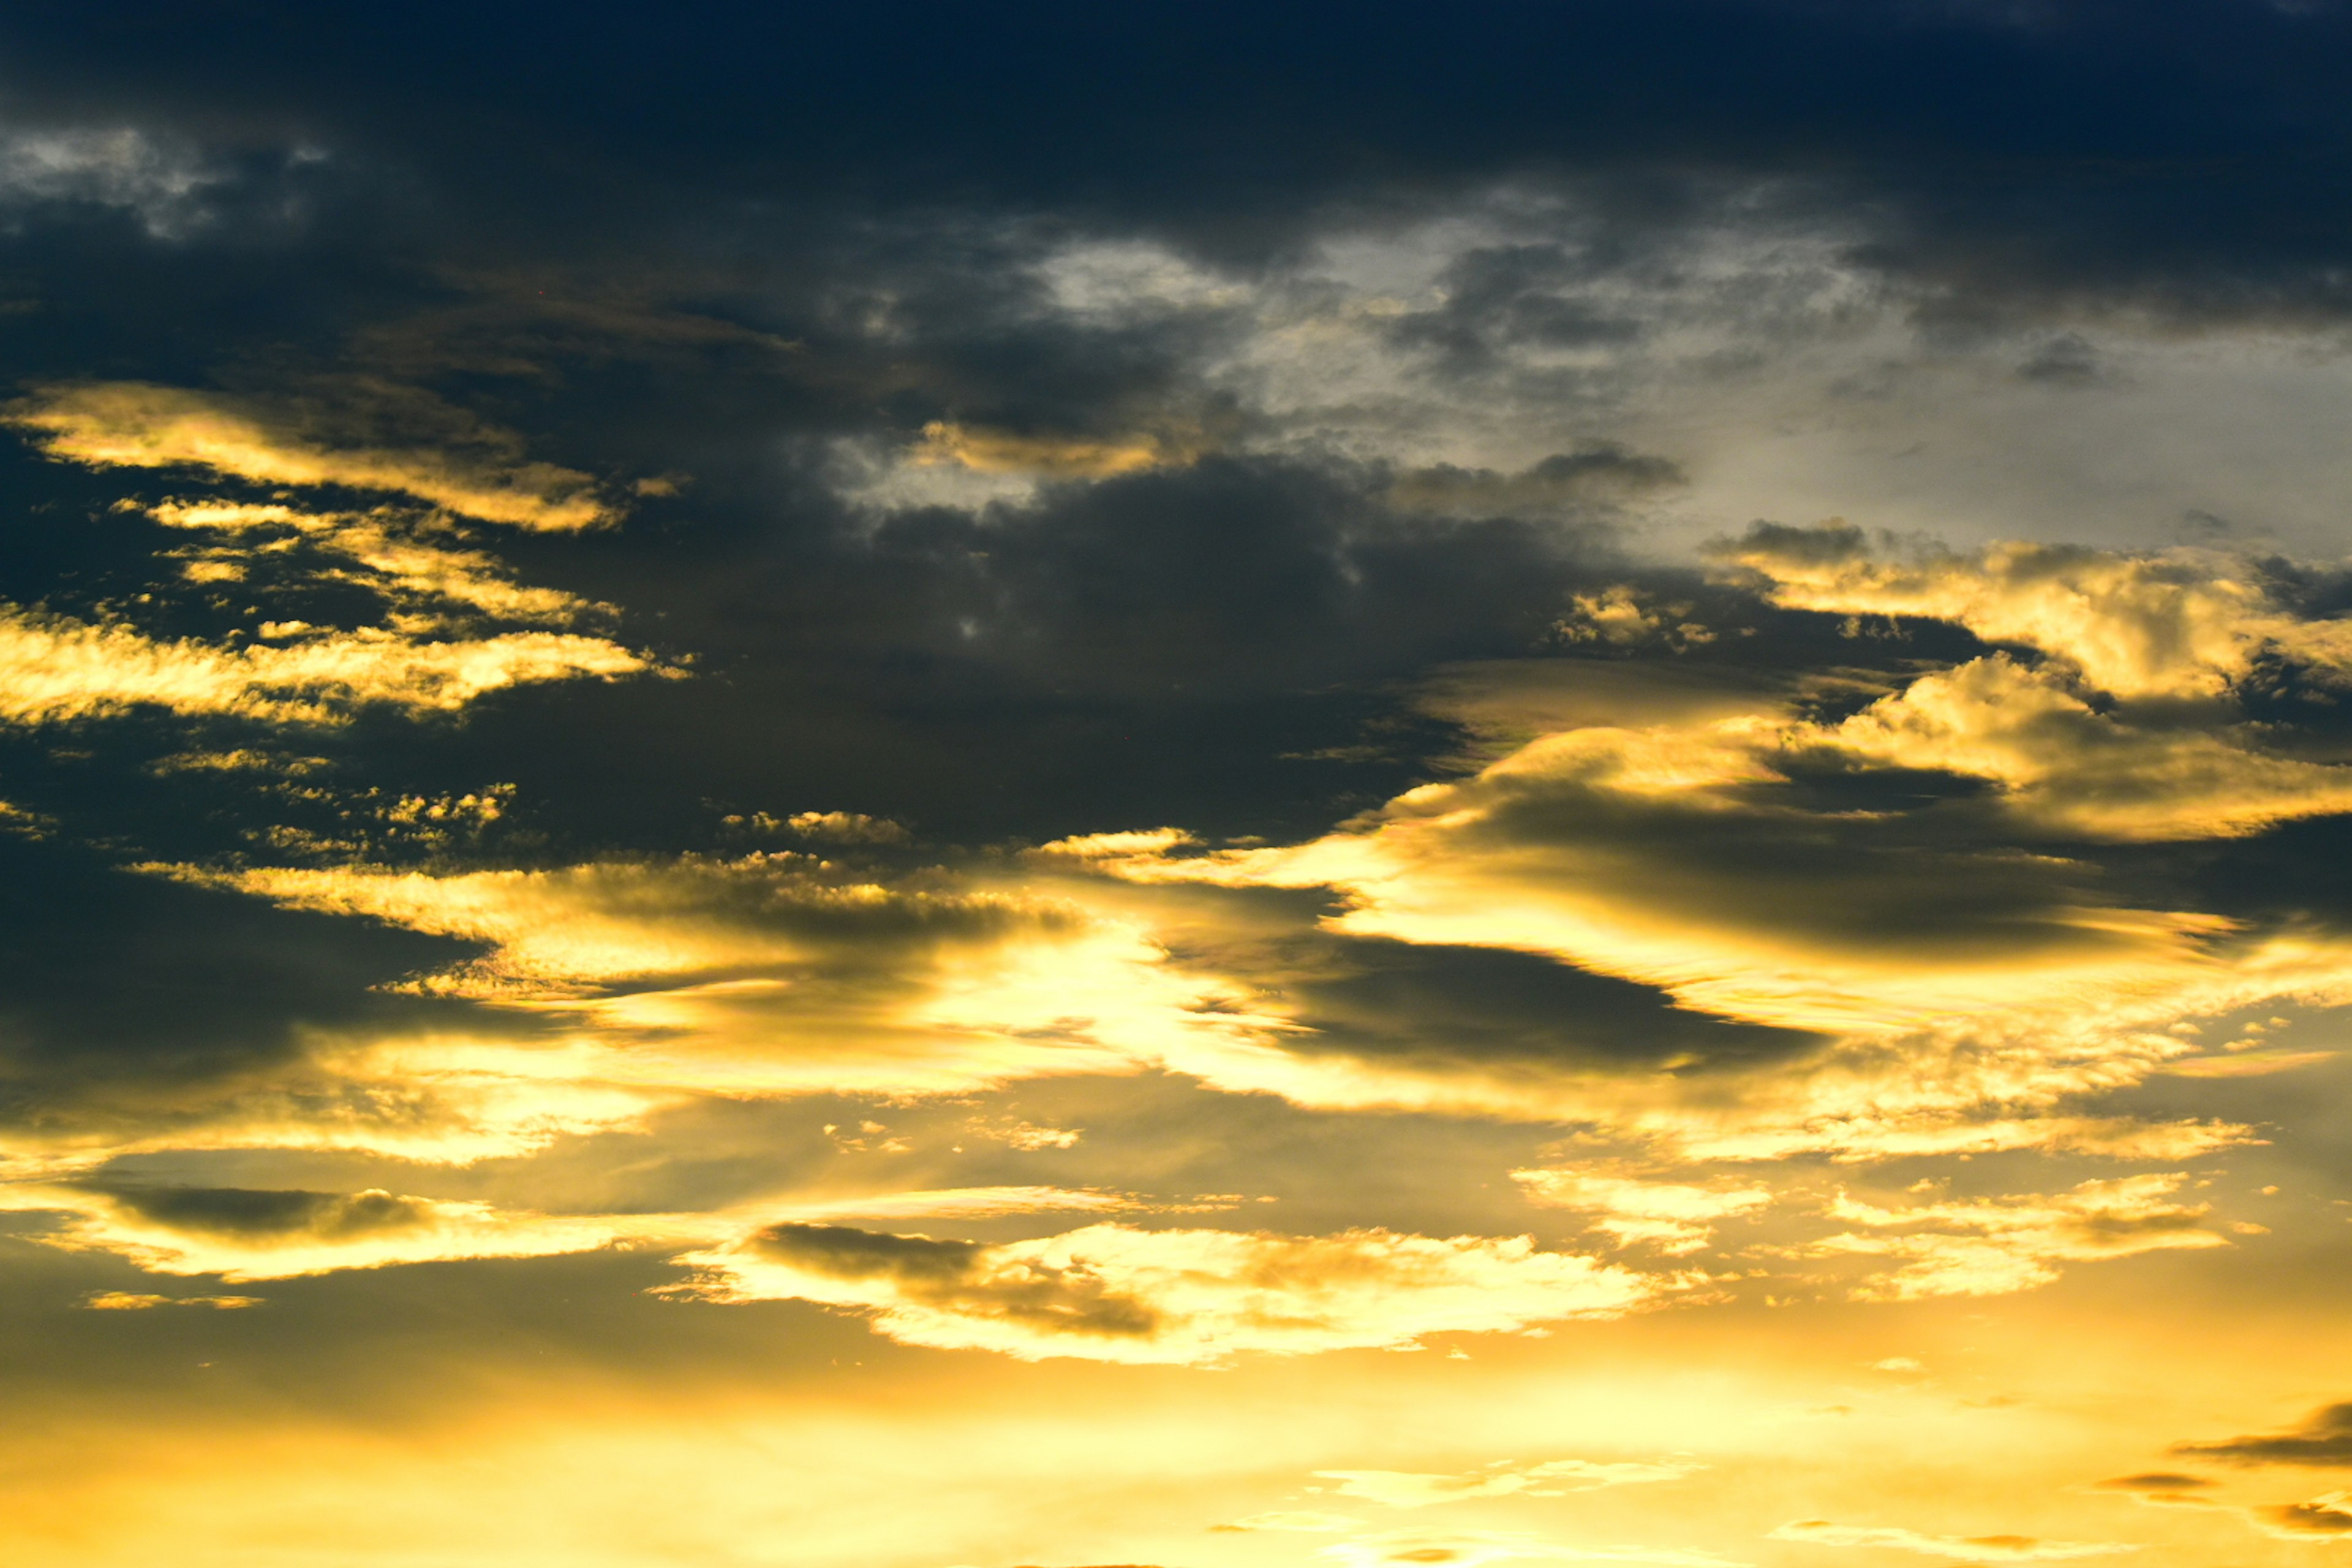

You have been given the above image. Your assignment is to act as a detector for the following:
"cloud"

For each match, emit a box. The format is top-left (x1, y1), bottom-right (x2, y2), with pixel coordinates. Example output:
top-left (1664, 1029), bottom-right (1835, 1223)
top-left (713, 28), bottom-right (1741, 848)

top-left (2, 1181), bottom-right (709, 1280)
top-left (147, 500), bottom-right (604, 627)
top-left (151, 853), bottom-right (1300, 1106)
top-left (1711, 524), bottom-right (2352, 703)
top-left (0, 606), bottom-right (650, 725)
top-left (79, 1291), bottom-right (262, 1310)
top-left (1218, 1512), bottom-right (1364, 1533)
top-left (1317, 1458), bottom-right (1701, 1508)
top-left (1510, 1172), bottom-right (1771, 1254)
top-left (1806, 1175), bottom-right (2228, 1301)
top-left (908, 420), bottom-right (1191, 479)
top-left (1319, 1528), bottom-right (1744, 1568)
top-left (2253, 1493), bottom-right (2352, 1539)
top-left (2176, 1403), bottom-right (2352, 1466)
top-left (1387, 447), bottom-right (1686, 516)
top-left (1041, 689), bottom-right (2344, 1150)
top-left (665, 1220), bottom-right (1667, 1364)
top-left (0, 123), bottom-right (224, 236)
top-left (12, 382), bottom-right (615, 530)
top-left (1766, 1521), bottom-right (2136, 1561)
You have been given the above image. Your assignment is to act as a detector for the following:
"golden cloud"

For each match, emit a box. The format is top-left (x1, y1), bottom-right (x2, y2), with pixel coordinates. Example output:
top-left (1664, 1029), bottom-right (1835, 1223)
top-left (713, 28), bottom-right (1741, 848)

top-left (1320, 1529), bottom-right (1744, 1568)
top-left (1806, 1174), bottom-right (2228, 1301)
top-left (0, 1181), bottom-right (711, 1280)
top-left (665, 1220), bottom-right (1668, 1364)
top-left (1768, 1521), bottom-right (2136, 1561)
top-left (908, 420), bottom-right (1188, 479)
top-left (0, 606), bottom-right (649, 725)
top-left (12, 382), bottom-right (614, 530)
top-left (1512, 1172), bottom-right (1773, 1254)
top-left (149, 500), bottom-right (603, 627)
top-left (1317, 1458), bottom-right (1701, 1509)
top-left (1713, 524), bottom-right (2352, 701)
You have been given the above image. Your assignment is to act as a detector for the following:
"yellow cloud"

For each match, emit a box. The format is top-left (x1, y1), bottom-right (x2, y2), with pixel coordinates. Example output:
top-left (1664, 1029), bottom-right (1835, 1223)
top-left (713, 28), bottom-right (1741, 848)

top-left (0, 606), bottom-right (648, 725)
top-left (1714, 524), bottom-right (2352, 701)
top-left (1807, 1174), bottom-right (2228, 1300)
top-left (12, 382), bottom-right (613, 530)
top-left (1036, 664), bottom-right (2352, 1153)
top-left (1512, 1172), bottom-right (1773, 1254)
top-left (0, 1182), bottom-right (713, 1281)
top-left (79, 1291), bottom-right (262, 1310)
top-left (158, 855), bottom-right (1291, 1103)
top-left (1317, 1458), bottom-right (1701, 1508)
top-left (909, 420), bottom-right (1186, 478)
top-left (149, 499), bottom-right (601, 626)
top-left (1766, 1522), bottom-right (2136, 1561)
top-left (666, 1220), bottom-right (1668, 1364)
top-left (1321, 1529), bottom-right (1744, 1568)
top-left (1810, 655), bottom-right (2352, 841)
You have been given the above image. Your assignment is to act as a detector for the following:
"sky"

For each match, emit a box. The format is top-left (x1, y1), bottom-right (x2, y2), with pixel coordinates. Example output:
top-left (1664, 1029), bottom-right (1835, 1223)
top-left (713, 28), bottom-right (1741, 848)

top-left (10, 3), bottom-right (2352, 1565)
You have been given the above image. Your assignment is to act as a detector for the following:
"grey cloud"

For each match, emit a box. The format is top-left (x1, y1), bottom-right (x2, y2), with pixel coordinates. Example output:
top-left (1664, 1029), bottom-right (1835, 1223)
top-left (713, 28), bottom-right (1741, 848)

top-left (1387, 445), bottom-right (1687, 517)
top-left (2176, 1403), bottom-right (2352, 1466)
top-left (92, 1185), bottom-right (435, 1240)
top-left (744, 1222), bottom-right (1162, 1338)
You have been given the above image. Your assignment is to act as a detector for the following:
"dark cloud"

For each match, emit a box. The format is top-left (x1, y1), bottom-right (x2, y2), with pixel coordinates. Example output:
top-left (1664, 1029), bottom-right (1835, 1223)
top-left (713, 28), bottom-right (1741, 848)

top-left (745, 1222), bottom-right (1161, 1338)
top-left (2176, 1403), bottom-right (2352, 1466)
top-left (91, 1185), bottom-right (433, 1240)
top-left (1256, 933), bottom-right (1825, 1075)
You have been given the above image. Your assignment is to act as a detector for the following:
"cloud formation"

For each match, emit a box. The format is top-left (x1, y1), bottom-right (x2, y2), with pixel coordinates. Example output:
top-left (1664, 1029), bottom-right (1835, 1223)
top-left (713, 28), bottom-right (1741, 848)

top-left (1317, 1459), bottom-right (1700, 1509)
top-left (2177, 1403), bottom-right (2352, 1467)
top-left (1766, 1523), bottom-right (2136, 1562)
top-left (0, 606), bottom-right (648, 725)
top-left (666, 1220), bottom-right (1665, 1364)
top-left (1806, 1175), bottom-right (2228, 1301)
top-left (13, 382), bottom-right (615, 530)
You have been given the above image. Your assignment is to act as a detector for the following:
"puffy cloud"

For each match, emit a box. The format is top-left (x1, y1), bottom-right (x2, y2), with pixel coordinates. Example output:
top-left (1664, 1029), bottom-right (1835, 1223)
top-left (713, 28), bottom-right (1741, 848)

top-left (665, 1220), bottom-right (1667, 1365)
top-left (1806, 1175), bottom-right (2228, 1301)
top-left (2176, 1403), bottom-right (2352, 1466)
top-left (12, 382), bottom-right (614, 530)
top-left (1809, 654), bottom-right (2352, 842)
top-left (1510, 1172), bottom-right (1771, 1254)
top-left (1711, 524), bottom-right (2352, 703)
top-left (0, 606), bottom-right (649, 726)
top-left (1317, 1459), bottom-right (1701, 1508)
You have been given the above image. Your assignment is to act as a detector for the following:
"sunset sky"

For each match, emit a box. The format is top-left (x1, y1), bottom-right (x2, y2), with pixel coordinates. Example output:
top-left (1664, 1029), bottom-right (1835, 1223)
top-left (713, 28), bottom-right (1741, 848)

top-left (10, 5), bottom-right (2352, 1566)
